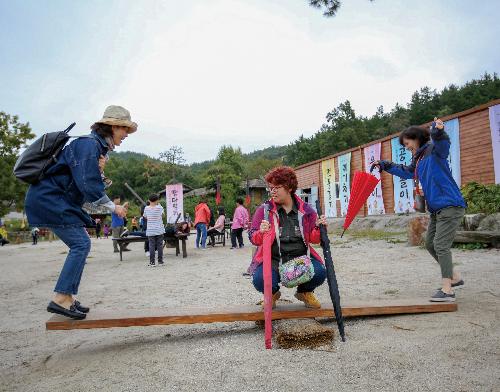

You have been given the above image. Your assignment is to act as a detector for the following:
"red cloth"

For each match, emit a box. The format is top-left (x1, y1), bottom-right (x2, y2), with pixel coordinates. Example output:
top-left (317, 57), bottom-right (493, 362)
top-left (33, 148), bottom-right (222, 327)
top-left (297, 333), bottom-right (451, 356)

top-left (263, 224), bottom-right (273, 349)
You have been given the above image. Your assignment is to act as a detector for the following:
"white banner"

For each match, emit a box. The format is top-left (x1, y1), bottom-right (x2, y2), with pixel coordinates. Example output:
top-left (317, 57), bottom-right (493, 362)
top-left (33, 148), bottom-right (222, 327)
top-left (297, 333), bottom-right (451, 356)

top-left (391, 138), bottom-right (415, 213)
top-left (338, 152), bottom-right (351, 217)
top-left (489, 104), bottom-right (500, 184)
top-left (165, 184), bottom-right (184, 224)
top-left (444, 118), bottom-right (462, 186)
top-left (321, 159), bottom-right (337, 217)
top-left (364, 143), bottom-right (385, 215)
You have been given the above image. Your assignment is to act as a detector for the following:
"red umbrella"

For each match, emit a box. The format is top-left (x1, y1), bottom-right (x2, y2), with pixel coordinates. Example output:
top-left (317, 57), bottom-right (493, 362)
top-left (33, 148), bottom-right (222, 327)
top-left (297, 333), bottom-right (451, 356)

top-left (341, 171), bottom-right (379, 237)
top-left (262, 204), bottom-right (273, 349)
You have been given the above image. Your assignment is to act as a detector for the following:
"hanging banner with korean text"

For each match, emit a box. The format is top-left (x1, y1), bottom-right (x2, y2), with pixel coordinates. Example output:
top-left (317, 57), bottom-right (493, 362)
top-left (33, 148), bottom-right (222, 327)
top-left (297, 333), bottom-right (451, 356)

top-left (337, 152), bottom-right (351, 217)
top-left (321, 158), bottom-right (337, 217)
top-left (489, 104), bottom-right (500, 184)
top-left (363, 143), bottom-right (385, 215)
top-left (391, 138), bottom-right (415, 213)
top-left (444, 118), bottom-right (461, 186)
top-left (165, 183), bottom-right (184, 224)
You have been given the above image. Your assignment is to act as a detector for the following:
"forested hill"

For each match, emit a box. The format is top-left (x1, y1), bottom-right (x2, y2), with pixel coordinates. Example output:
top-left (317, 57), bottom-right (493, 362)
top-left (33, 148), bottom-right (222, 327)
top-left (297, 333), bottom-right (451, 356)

top-left (285, 73), bottom-right (500, 166)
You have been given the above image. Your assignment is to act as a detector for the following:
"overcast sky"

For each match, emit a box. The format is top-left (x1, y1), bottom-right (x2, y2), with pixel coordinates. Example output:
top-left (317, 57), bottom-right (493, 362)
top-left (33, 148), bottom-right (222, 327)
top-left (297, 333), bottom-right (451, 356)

top-left (1, 0), bottom-right (499, 163)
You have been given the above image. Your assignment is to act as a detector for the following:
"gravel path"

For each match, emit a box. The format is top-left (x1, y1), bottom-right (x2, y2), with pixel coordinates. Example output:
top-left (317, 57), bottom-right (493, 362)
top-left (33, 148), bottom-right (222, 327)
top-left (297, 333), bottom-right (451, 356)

top-left (1, 234), bottom-right (499, 392)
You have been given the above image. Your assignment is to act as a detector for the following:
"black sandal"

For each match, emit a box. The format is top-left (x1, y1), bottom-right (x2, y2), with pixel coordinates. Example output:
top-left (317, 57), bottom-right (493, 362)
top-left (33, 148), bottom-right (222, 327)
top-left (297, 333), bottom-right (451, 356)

top-left (47, 301), bottom-right (86, 320)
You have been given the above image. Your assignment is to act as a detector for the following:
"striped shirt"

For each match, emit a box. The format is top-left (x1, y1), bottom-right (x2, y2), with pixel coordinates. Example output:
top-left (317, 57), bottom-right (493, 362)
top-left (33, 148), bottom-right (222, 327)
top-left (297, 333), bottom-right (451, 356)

top-left (143, 205), bottom-right (165, 236)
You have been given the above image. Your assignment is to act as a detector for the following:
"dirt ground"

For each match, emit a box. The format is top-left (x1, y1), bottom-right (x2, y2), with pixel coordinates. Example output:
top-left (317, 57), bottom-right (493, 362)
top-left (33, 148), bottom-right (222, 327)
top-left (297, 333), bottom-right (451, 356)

top-left (1, 233), bottom-right (499, 392)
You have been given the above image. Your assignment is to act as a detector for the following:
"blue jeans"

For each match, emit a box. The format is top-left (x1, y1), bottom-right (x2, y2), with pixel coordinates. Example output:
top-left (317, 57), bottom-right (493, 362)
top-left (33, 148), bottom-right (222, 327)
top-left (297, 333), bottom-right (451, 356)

top-left (51, 226), bottom-right (91, 295)
top-left (195, 223), bottom-right (207, 248)
top-left (253, 257), bottom-right (326, 294)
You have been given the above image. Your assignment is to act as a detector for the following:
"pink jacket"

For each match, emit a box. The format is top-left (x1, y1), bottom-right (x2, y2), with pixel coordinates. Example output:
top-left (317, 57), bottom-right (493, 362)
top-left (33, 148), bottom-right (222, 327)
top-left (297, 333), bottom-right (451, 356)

top-left (247, 195), bottom-right (323, 274)
top-left (212, 215), bottom-right (226, 232)
top-left (231, 205), bottom-right (249, 230)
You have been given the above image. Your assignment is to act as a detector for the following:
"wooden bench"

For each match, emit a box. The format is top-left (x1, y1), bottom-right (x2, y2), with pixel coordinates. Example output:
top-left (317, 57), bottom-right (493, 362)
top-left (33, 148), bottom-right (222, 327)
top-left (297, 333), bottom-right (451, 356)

top-left (113, 233), bottom-right (189, 261)
top-left (46, 299), bottom-right (457, 330)
top-left (208, 229), bottom-right (226, 247)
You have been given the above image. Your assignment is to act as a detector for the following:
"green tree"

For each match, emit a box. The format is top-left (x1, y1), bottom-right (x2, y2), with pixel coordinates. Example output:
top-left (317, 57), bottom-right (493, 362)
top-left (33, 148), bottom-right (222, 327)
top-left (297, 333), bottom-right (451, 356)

top-left (309, 0), bottom-right (373, 17)
top-left (284, 73), bottom-right (500, 166)
top-left (159, 145), bottom-right (186, 180)
top-left (203, 146), bottom-right (245, 217)
top-left (0, 112), bottom-right (35, 217)
top-left (244, 157), bottom-right (282, 179)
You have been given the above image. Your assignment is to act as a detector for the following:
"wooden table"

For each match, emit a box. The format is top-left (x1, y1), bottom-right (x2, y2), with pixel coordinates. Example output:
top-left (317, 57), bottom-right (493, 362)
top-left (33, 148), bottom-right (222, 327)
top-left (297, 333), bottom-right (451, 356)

top-left (113, 233), bottom-right (189, 261)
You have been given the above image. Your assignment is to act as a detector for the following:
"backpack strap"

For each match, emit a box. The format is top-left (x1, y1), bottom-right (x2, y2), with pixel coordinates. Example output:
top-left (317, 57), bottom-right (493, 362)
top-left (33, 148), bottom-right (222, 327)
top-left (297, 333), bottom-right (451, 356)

top-left (64, 122), bottom-right (76, 134)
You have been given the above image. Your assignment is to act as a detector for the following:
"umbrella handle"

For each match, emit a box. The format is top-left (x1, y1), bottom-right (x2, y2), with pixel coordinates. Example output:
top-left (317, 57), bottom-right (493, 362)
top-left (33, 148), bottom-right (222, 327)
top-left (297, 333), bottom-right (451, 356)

top-left (369, 163), bottom-right (381, 174)
top-left (315, 199), bottom-right (346, 342)
top-left (263, 203), bottom-right (272, 349)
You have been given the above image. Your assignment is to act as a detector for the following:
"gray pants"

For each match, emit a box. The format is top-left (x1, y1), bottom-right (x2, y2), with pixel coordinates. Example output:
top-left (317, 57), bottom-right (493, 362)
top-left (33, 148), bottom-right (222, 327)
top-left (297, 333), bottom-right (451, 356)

top-left (425, 207), bottom-right (465, 279)
top-left (148, 235), bottom-right (164, 264)
top-left (112, 226), bottom-right (127, 251)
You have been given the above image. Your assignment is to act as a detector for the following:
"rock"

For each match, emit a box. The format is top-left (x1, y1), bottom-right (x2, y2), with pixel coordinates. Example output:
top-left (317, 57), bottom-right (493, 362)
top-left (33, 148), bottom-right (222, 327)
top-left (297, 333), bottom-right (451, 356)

top-left (407, 216), bottom-right (430, 246)
top-left (477, 213), bottom-right (500, 232)
top-left (454, 230), bottom-right (500, 248)
top-left (327, 214), bottom-right (428, 234)
top-left (463, 214), bottom-right (487, 231)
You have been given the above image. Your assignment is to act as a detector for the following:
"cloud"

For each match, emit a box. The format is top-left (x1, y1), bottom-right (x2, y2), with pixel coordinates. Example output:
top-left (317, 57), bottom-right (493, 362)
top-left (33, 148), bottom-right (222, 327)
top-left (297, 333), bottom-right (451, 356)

top-left (2, 0), bottom-right (498, 163)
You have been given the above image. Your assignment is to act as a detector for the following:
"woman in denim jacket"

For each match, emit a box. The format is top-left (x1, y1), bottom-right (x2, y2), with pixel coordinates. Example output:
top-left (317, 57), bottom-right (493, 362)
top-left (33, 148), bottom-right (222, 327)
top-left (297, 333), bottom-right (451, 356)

top-left (25, 106), bottom-right (137, 319)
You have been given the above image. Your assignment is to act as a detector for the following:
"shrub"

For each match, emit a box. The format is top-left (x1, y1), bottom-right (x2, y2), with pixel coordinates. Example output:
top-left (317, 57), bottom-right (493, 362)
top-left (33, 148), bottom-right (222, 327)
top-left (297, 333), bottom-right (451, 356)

top-left (461, 182), bottom-right (500, 214)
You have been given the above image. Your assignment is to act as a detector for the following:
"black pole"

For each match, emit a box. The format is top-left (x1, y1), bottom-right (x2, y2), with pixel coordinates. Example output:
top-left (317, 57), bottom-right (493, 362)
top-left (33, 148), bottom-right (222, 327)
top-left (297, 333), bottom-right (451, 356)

top-left (315, 199), bottom-right (346, 342)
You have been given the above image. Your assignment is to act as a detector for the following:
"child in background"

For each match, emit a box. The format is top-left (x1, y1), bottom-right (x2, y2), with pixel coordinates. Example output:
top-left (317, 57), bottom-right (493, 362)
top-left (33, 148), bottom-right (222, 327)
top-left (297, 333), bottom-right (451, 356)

top-left (143, 194), bottom-right (165, 266)
top-left (103, 224), bottom-right (110, 239)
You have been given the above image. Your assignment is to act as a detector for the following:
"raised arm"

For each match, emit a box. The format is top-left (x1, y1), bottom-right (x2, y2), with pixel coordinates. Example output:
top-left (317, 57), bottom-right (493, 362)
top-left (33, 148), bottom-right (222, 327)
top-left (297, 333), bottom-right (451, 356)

top-left (430, 118), bottom-right (450, 159)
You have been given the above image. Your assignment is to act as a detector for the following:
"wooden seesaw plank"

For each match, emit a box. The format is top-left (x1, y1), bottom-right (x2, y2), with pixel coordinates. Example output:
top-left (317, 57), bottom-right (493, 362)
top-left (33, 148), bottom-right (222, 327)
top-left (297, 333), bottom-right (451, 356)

top-left (46, 299), bottom-right (457, 331)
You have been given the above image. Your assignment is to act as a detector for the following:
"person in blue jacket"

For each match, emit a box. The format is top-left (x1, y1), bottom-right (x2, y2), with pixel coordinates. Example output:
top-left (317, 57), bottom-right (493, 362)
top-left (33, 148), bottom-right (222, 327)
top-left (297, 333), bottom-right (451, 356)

top-left (25, 105), bottom-right (137, 319)
top-left (373, 118), bottom-right (466, 303)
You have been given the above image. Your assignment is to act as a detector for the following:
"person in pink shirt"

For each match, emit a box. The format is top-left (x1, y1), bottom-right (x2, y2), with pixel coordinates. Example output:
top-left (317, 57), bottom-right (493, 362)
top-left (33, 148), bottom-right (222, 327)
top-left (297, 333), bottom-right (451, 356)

top-left (207, 207), bottom-right (226, 247)
top-left (231, 198), bottom-right (249, 249)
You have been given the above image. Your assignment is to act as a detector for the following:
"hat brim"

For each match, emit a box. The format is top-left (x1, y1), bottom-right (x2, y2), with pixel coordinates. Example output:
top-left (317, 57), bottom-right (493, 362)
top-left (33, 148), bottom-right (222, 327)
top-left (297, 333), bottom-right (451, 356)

top-left (94, 118), bottom-right (138, 133)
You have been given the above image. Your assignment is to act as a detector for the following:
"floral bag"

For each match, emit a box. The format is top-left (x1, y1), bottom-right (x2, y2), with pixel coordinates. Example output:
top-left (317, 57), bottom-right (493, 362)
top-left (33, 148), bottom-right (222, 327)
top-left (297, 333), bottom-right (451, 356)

top-left (273, 215), bottom-right (315, 288)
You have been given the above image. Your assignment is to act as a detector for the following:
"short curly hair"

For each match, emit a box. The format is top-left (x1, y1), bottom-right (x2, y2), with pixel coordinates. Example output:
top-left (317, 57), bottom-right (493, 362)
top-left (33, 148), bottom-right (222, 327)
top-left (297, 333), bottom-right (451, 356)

top-left (265, 166), bottom-right (298, 194)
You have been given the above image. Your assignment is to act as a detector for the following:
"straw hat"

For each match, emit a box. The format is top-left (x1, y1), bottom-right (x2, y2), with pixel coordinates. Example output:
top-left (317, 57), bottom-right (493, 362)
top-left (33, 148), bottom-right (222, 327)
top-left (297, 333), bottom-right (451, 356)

top-left (93, 105), bottom-right (137, 133)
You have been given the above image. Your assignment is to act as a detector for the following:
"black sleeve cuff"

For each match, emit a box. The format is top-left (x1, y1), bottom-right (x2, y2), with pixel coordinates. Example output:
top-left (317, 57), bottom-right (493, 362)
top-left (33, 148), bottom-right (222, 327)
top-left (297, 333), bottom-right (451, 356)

top-left (430, 125), bottom-right (449, 141)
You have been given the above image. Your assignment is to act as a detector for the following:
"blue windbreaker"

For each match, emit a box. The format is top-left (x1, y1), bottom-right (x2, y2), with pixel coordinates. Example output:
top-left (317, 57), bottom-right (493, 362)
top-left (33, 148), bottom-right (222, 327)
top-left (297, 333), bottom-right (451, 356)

top-left (380, 124), bottom-right (466, 213)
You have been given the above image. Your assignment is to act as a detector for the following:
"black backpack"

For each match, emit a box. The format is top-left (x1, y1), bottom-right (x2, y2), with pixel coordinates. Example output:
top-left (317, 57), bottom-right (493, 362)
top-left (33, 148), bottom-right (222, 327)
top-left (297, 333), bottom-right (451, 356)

top-left (13, 123), bottom-right (76, 184)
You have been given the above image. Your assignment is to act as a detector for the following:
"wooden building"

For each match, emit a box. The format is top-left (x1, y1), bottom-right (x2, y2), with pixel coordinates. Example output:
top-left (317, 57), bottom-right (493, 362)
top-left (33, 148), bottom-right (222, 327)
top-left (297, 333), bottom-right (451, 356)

top-left (294, 99), bottom-right (500, 217)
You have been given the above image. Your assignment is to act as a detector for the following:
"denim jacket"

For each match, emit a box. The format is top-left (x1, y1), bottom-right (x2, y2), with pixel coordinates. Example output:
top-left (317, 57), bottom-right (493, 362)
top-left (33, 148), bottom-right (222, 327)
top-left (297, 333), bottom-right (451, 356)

top-left (25, 131), bottom-right (113, 227)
